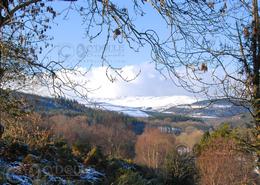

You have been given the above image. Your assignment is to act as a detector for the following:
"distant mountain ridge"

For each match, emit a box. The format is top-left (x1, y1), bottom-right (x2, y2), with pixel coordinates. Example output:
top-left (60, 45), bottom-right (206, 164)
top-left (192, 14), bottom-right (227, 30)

top-left (90, 96), bottom-right (197, 111)
top-left (14, 92), bottom-right (250, 119)
top-left (89, 96), bottom-right (250, 119)
top-left (164, 99), bottom-right (250, 119)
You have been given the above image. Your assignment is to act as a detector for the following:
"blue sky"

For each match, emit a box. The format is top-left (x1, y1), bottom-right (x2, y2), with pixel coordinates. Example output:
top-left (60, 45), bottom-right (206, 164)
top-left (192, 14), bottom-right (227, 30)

top-left (47, 1), bottom-right (159, 66)
top-left (40, 1), bottom-right (197, 98)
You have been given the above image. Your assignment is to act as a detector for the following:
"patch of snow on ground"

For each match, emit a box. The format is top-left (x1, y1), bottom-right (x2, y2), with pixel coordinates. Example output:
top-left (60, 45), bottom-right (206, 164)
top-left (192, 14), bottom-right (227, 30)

top-left (80, 168), bottom-right (105, 183)
top-left (6, 174), bottom-right (32, 185)
top-left (42, 170), bottom-right (67, 185)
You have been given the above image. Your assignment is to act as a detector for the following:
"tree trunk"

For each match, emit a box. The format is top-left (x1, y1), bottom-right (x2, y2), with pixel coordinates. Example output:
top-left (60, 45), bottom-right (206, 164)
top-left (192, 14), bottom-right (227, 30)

top-left (252, 0), bottom-right (260, 134)
top-left (252, 0), bottom-right (260, 169)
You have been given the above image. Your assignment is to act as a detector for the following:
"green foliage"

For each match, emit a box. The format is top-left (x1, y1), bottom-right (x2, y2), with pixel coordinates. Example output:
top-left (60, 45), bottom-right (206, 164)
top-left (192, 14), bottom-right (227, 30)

top-left (72, 142), bottom-right (91, 159)
top-left (84, 147), bottom-right (104, 167)
top-left (146, 111), bottom-right (203, 123)
top-left (3, 115), bottom-right (54, 149)
top-left (39, 140), bottom-right (79, 176)
top-left (115, 170), bottom-right (148, 185)
top-left (0, 140), bottom-right (29, 161)
top-left (210, 123), bottom-right (233, 138)
top-left (194, 123), bottom-right (236, 155)
top-left (21, 93), bottom-right (146, 134)
top-left (22, 154), bottom-right (40, 164)
top-left (0, 89), bottom-right (28, 119)
top-left (194, 123), bottom-right (256, 159)
top-left (164, 151), bottom-right (198, 185)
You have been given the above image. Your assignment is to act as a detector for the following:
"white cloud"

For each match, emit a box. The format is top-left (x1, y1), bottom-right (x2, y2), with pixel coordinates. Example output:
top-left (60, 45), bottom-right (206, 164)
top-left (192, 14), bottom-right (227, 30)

top-left (83, 62), bottom-right (190, 98)
top-left (22, 62), bottom-right (192, 99)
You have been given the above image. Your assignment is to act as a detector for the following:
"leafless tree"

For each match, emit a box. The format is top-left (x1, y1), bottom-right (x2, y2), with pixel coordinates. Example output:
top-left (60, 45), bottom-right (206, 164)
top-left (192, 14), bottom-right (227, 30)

top-left (135, 128), bottom-right (176, 170)
top-left (73, 0), bottom-right (260, 165)
top-left (197, 137), bottom-right (256, 185)
top-left (1, 0), bottom-right (259, 164)
top-left (0, 0), bottom-right (94, 122)
top-left (2, 1), bottom-right (259, 125)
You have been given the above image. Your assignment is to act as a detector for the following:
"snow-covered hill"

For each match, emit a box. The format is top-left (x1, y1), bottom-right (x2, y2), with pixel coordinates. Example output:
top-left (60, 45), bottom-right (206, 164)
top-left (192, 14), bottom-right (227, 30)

top-left (87, 102), bottom-right (150, 117)
top-left (82, 96), bottom-right (197, 117)
top-left (85, 96), bottom-right (249, 119)
top-left (21, 91), bottom-right (249, 119)
top-left (165, 99), bottom-right (250, 118)
top-left (91, 96), bottom-right (197, 111)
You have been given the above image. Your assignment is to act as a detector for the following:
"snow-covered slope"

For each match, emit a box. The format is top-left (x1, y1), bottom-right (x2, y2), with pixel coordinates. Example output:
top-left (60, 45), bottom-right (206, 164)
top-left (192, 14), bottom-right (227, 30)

top-left (91, 102), bottom-right (150, 117)
top-left (92, 96), bottom-right (197, 111)
top-left (165, 99), bottom-right (250, 118)
top-left (85, 97), bottom-right (249, 119)
top-left (82, 96), bottom-right (197, 118)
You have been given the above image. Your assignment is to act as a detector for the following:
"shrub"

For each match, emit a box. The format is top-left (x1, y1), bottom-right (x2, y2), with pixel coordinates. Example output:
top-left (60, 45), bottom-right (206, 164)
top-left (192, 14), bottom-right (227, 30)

top-left (163, 151), bottom-right (198, 185)
top-left (115, 170), bottom-right (148, 185)
top-left (72, 142), bottom-right (91, 159)
top-left (195, 124), bottom-right (256, 185)
top-left (3, 113), bottom-right (54, 148)
top-left (84, 147), bottom-right (104, 167)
